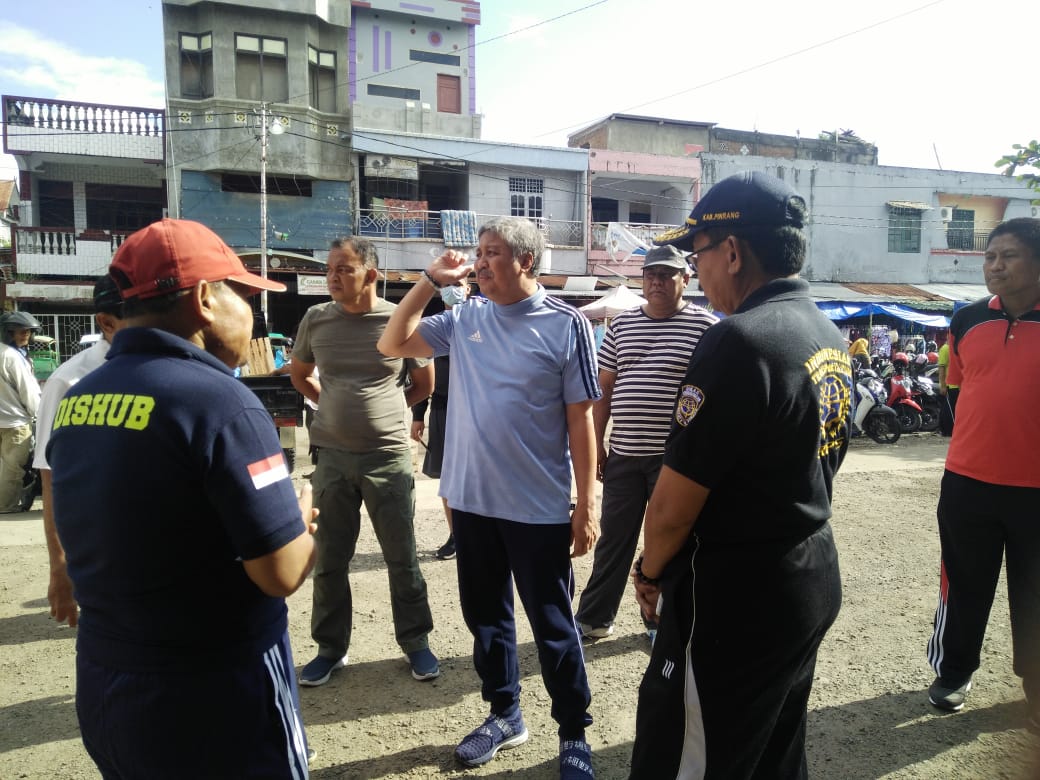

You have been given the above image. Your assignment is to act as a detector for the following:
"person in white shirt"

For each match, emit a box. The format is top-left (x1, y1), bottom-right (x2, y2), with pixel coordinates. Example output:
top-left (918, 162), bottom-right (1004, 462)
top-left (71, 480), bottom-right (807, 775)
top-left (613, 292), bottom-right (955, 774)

top-left (34, 276), bottom-right (125, 624)
top-left (0, 310), bottom-right (42, 512)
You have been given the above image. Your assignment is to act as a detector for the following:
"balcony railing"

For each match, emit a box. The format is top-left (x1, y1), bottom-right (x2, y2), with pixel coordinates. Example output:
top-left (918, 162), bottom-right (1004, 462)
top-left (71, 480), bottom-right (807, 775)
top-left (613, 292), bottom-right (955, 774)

top-left (356, 209), bottom-right (584, 248)
top-left (4, 95), bottom-right (164, 138)
top-left (946, 230), bottom-right (990, 252)
top-left (14, 227), bottom-right (132, 257)
top-left (590, 222), bottom-right (674, 252)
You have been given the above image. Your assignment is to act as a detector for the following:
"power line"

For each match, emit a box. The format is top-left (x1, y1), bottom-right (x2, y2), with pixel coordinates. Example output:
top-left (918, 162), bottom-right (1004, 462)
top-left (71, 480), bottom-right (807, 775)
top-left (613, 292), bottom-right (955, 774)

top-left (533, 0), bottom-right (947, 140)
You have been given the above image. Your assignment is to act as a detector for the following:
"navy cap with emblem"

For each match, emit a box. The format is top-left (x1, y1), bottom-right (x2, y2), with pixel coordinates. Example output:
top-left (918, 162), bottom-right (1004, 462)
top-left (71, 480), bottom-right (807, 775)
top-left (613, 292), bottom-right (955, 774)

top-left (653, 171), bottom-right (806, 252)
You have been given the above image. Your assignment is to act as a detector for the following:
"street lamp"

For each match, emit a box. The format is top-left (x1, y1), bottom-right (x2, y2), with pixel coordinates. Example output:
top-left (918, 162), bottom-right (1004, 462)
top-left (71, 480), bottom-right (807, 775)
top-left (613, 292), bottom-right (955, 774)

top-left (257, 102), bottom-right (285, 321)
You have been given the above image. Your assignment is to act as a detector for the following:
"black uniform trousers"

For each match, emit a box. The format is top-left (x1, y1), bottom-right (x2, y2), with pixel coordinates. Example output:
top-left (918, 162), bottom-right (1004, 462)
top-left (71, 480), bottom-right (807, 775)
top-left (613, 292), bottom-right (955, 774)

top-left (938, 388), bottom-right (958, 437)
top-left (929, 470), bottom-right (1040, 704)
top-left (630, 523), bottom-right (841, 779)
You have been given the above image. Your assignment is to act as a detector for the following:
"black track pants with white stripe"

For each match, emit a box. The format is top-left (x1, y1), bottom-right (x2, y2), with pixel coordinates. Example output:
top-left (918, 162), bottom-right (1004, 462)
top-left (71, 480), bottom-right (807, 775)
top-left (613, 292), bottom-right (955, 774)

top-left (928, 470), bottom-right (1040, 702)
top-left (630, 524), bottom-right (841, 779)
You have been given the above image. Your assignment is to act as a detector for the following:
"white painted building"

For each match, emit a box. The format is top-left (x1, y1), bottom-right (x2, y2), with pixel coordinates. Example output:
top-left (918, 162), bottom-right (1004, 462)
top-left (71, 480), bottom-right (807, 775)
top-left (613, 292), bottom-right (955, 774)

top-left (700, 154), bottom-right (1037, 288)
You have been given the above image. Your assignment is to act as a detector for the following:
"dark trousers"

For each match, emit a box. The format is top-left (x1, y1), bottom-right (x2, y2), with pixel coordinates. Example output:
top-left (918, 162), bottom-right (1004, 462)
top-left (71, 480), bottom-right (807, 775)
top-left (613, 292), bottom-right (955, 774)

top-left (938, 388), bottom-right (958, 437)
top-left (453, 510), bottom-right (593, 738)
top-left (928, 471), bottom-right (1040, 703)
top-left (576, 453), bottom-right (661, 630)
top-left (631, 524), bottom-right (842, 779)
top-left (77, 632), bottom-right (309, 779)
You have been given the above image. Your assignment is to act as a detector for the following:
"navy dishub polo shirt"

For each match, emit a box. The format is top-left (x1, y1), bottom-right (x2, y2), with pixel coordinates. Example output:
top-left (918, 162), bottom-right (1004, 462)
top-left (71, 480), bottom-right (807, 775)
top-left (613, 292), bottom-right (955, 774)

top-left (47, 327), bottom-right (302, 671)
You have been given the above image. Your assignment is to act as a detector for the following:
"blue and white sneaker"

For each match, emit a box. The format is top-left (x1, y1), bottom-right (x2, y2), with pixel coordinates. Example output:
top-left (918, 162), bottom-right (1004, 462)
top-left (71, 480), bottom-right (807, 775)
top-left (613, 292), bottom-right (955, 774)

top-left (299, 654), bottom-right (347, 687)
top-left (407, 647), bottom-right (440, 681)
top-left (454, 711), bottom-right (529, 766)
top-left (560, 738), bottom-right (595, 779)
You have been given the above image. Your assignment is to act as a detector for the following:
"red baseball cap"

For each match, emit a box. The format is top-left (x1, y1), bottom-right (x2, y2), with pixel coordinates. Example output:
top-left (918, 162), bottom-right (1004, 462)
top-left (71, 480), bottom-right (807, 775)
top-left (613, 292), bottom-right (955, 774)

top-left (110, 218), bottom-right (287, 300)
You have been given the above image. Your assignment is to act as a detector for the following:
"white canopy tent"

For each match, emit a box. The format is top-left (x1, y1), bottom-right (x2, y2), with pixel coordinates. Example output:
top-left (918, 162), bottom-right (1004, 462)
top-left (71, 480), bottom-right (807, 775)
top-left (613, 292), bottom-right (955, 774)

top-left (578, 285), bottom-right (647, 320)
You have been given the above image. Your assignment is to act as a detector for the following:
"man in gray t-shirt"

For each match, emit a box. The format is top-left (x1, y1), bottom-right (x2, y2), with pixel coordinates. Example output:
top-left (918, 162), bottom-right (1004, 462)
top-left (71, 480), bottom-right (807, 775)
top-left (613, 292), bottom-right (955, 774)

top-left (291, 237), bottom-right (437, 686)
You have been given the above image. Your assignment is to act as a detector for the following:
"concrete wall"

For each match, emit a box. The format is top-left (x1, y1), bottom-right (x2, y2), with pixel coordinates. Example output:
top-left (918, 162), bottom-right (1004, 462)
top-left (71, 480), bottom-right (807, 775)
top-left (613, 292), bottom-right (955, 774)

top-left (163, 1), bottom-right (353, 229)
top-left (569, 117), bottom-right (712, 157)
top-left (701, 154), bottom-right (1036, 284)
top-left (179, 171), bottom-right (350, 250)
top-left (710, 128), bottom-right (878, 165)
top-left (6, 123), bottom-right (163, 162)
top-left (350, 4), bottom-right (479, 137)
top-left (351, 102), bottom-right (480, 138)
top-left (163, 4), bottom-right (351, 113)
top-left (466, 165), bottom-right (584, 224)
top-left (168, 99), bottom-right (352, 181)
top-left (163, 0), bottom-right (353, 180)
top-left (163, 0), bottom-right (351, 27)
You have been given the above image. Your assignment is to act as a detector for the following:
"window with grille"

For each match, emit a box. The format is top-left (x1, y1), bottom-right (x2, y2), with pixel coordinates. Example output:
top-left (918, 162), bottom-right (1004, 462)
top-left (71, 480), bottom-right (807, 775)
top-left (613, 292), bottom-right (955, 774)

top-left (509, 177), bottom-right (543, 220)
top-left (180, 33), bottom-right (213, 99)
top-left (308, 46), bottom-right (336, 113)
top-left (235, 34), bottom-right (288, 102)
top-left (86, 184), bottom-right (164, 231)
top-left (887, 207), bottom-right (921, 253)
top-left (947, 208), bottom-right (976, 251)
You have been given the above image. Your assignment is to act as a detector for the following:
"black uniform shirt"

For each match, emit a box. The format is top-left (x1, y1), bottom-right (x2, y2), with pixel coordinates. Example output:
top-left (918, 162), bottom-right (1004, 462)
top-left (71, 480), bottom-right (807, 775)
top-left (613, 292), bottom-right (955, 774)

top-left (664, 278), bottom-right (852, 546)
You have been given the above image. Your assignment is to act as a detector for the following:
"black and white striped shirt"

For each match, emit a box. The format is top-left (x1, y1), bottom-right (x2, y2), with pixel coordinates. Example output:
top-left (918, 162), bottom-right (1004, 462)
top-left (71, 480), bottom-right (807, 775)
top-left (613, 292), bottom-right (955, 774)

top-left (601, 304), bottom-right (718, 456)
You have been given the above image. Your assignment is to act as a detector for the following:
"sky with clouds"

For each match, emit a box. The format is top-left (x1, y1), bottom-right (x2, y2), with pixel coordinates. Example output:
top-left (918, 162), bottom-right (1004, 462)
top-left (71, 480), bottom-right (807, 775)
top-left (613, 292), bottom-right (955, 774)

top-left (1, 0), bottom-right (1035, 183)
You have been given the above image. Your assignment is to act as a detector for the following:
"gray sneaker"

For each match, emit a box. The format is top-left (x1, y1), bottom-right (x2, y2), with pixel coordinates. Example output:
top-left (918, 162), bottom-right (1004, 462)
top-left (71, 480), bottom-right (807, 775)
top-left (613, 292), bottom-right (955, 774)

top-left (578, 622), bottom-right (613, 640)
top-left (928, 676), bottom-right (972, 711)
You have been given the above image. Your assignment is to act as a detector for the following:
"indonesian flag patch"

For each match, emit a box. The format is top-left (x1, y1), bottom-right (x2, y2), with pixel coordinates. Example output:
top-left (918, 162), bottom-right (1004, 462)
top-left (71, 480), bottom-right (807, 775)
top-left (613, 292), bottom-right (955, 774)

top-left (247, 454), bottom-right (290, 490)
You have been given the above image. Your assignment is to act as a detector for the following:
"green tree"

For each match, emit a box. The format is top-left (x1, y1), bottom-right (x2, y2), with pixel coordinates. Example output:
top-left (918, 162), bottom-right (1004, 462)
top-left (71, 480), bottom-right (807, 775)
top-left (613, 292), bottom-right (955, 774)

top-left (996, 140), bottom-right (1040, 195)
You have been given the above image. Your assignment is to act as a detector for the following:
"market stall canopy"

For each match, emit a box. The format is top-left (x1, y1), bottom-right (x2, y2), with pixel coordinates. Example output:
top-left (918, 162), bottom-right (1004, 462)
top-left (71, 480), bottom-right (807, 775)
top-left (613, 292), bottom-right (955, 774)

top-left (579, 284), bottom-right (647, 319)
top-left (816, 302), bottom-right (949, 328)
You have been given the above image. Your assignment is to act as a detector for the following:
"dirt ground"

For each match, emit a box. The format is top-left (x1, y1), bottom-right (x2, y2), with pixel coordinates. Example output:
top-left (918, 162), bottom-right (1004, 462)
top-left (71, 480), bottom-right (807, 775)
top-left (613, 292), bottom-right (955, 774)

top-left (1, 433), bottom-right (1038, 779)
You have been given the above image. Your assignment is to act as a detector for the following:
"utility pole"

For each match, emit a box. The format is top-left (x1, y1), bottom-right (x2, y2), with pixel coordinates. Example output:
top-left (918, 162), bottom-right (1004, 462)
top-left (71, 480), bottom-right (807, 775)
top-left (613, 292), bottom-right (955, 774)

top-left (258, 102), bottom-right (270, 321)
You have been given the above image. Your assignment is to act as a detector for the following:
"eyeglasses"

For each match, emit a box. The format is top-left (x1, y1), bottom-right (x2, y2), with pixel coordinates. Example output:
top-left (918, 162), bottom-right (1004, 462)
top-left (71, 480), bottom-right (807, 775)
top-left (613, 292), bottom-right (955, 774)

top-left (689, 238), bottom-right (727, 270)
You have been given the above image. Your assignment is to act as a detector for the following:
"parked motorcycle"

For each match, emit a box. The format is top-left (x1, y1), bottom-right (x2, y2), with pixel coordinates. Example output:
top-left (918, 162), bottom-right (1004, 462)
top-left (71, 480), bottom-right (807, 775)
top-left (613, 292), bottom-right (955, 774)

top-left (910, 374), bottom-right (941, 433)
top-left (853, 369), bottom-right (901, 444)
top-left (885, 353), bottom-right (924, 433)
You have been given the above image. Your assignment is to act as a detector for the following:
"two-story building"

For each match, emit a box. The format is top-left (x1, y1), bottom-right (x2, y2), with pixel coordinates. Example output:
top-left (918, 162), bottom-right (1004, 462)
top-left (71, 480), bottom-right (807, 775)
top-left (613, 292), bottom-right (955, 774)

top-left (2, 94), bottom-right (167, 357)
top-left (568, 115), bottom-right (707, 281)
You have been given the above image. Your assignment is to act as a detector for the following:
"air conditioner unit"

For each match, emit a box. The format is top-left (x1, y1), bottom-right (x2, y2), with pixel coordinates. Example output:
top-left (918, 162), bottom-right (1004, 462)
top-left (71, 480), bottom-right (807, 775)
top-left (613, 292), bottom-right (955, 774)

top-left (1032, 205), bottom-right (1039, 218)
top-left (939, 206), bottom-right (954, 222)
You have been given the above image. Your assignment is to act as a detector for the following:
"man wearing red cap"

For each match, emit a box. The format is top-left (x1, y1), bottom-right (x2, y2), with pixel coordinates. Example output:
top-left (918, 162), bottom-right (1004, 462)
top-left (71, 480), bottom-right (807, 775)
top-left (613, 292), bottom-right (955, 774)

top-left (47, 219), bottom-right (318, 779)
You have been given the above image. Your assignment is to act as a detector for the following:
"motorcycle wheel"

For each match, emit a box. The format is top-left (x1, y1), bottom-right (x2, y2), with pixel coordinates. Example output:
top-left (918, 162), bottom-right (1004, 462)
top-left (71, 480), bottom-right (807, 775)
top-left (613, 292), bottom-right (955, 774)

top-left (866, 414), bottom-right (901, 444)
top-left (895, 406), bottom-right (922, 434)
top-left (918, 401), bottom-right (940, 433)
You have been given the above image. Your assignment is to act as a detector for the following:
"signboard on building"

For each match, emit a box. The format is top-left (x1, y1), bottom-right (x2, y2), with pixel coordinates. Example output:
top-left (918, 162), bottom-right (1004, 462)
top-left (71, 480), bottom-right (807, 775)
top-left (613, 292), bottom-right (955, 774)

top-left (297, 275), bottom-right (329, 296)
top-left (364, 155), bottom-right (419, 180)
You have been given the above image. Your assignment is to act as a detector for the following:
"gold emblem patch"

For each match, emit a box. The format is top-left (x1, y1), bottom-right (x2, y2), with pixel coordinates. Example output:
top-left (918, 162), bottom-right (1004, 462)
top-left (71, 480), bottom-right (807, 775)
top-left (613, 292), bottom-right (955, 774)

top-left (675, 384), bottom-right (705, 427)
top-left (653, 224), bottom-right (690, 244)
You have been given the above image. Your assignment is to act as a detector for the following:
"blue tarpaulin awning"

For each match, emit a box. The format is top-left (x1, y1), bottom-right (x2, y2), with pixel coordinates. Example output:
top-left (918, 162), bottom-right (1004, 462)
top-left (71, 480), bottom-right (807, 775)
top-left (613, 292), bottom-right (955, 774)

top-left (815, 301), bottom-right (949, 328)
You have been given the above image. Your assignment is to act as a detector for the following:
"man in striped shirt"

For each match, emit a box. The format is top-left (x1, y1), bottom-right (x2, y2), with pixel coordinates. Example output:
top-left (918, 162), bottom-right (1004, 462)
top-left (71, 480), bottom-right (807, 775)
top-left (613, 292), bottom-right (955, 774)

top-left (576, 245), bottom-right (717, 640)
